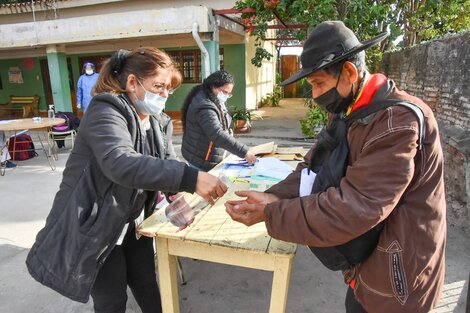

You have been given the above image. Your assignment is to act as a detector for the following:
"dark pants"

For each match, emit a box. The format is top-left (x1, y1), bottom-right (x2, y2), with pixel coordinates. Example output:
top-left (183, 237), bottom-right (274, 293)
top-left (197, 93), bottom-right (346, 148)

top-left (345, 287), bottom-right (367, 313)
top-left (91, 225), bottom-right (162, 313)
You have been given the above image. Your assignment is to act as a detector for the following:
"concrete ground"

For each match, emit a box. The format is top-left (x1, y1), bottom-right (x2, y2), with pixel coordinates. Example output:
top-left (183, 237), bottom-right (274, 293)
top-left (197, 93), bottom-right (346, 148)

top-left (0, 99), bottom-right (468, 313)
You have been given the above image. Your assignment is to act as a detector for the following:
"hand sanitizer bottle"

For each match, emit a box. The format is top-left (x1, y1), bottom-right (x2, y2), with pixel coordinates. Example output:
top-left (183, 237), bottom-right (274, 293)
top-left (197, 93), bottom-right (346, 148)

top-left (47, 105), bottom-right (55, 119)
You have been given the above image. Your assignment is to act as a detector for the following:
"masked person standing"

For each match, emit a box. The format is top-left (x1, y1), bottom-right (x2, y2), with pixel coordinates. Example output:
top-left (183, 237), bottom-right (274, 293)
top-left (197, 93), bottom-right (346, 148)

top-left (77, 61), bottom-right (100, 113)
top-left (181, 70), bottom-right (256, 171)
top-left (225, 21), bottom-right (446, 313)
top-left (26, 47), bottom-right (227, 313)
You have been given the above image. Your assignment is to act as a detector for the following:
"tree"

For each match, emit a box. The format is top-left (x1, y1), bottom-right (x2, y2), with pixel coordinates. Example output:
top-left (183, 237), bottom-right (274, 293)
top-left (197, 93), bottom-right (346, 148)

top-left (235, 0), bottom-right (470, 67)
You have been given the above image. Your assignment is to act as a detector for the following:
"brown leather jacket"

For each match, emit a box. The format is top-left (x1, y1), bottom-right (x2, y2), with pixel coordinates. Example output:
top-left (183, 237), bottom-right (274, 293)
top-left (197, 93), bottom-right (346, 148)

top-left (265, 79), bottom-right (446, 312)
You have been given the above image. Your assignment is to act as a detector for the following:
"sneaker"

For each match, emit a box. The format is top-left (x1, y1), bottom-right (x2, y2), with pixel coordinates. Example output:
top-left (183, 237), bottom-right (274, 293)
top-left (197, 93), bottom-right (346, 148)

top-left (1, 160), bottom-right (17, 168)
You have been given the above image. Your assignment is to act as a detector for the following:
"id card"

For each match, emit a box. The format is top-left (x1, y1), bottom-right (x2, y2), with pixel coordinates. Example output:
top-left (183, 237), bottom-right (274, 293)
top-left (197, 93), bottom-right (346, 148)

top-left (299, 168), bottom-right (316, 197)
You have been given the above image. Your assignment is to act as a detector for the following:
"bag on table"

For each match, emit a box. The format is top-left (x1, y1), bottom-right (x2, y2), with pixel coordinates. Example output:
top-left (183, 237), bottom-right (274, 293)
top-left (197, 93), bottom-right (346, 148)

top-left (8, 134), bottom-right (38, 161)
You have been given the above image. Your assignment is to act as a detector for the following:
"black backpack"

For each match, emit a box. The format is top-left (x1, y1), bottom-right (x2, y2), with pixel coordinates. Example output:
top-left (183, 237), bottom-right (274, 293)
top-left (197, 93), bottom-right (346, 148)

top-left (308, 99), bottom-right (425, 271)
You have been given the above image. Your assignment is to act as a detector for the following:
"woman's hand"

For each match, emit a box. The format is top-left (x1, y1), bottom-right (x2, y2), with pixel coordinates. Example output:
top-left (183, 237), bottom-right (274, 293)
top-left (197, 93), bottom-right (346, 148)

top-left (195, 172), bottom-right (227, 204)
top-left (245, 151), bottom-right (257, 164)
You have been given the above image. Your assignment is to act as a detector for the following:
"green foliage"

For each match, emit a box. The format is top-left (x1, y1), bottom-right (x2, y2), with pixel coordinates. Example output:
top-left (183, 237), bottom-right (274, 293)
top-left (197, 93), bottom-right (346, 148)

top-left (299, 105), bottom-right (328, 138)
top-left (235, 0), bottom-right (470, 68)
top-left (231, 107), bottom-right (252, 122)
top-left (259, 86), bottom-right (282, 107)
top-left (252, 46), bottom-right (273, 67)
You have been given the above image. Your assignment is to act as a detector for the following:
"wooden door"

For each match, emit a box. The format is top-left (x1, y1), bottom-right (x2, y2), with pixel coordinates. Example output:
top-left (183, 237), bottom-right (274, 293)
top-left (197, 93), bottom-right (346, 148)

top-left (281, 55), bottom-right (301, 98)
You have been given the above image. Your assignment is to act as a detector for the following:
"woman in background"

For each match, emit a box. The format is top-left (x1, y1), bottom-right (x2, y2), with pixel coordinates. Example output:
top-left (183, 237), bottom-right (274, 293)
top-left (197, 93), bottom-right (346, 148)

top-left (181, 70), bottom-right (256, 171)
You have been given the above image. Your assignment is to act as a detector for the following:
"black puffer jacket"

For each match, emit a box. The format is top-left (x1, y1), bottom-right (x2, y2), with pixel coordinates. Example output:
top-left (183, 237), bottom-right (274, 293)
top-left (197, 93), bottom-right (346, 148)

top-left (182, 90), bottom-right (248, 171)
top-left (26, 93), bottom-right (198, 303)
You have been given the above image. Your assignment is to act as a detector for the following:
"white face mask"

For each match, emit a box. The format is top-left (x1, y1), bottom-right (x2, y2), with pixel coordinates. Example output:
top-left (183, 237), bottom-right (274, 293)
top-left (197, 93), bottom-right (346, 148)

top-left (217, 91), bottom-right (229, 104)
top-left (85, 69), bottom-right (94, 75)
top-left (135, 82), bottom-right (167, 115)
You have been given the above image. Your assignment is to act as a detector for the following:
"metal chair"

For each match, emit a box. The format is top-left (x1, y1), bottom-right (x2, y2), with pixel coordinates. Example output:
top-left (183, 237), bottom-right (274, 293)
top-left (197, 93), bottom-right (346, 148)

top-left (48, 129), bottom-right (76, 160)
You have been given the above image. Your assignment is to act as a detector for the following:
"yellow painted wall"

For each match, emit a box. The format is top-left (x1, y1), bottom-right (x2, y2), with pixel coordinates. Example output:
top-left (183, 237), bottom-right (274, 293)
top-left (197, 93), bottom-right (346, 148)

top-left (244, 35), bottom-right (277, 110)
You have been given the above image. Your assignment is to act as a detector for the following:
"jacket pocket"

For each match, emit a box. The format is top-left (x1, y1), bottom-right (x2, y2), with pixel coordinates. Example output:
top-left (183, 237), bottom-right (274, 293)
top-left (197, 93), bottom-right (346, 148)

top-left (356, 240), bottom-right (409, 305)
top-left (74, 163), bottom-right (113, 235)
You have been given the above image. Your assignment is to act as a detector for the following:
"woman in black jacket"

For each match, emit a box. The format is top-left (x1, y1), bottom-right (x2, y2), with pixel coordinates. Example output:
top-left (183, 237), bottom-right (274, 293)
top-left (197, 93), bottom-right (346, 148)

top-left (26, 47), bottom-right (227, 313)
top-left (181, 70), bottom-right (256, 171)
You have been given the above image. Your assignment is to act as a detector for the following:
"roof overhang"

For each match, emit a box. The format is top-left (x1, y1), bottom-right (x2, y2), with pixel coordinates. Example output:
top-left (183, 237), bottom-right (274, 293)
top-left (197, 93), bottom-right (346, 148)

top-left (0, 5), bottom-right (246, 59)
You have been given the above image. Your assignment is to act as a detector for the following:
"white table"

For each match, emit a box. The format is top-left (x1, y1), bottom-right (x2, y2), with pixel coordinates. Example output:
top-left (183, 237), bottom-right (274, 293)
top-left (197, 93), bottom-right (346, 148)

top-left (0, 117), bottom-right (65, 175)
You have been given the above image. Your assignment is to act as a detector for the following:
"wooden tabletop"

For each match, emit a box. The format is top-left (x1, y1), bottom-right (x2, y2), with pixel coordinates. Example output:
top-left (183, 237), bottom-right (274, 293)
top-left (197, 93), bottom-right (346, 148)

top-left (0, 117), bottom-right (66, 131)
top-left (139, 165), bottom-right (296, 257)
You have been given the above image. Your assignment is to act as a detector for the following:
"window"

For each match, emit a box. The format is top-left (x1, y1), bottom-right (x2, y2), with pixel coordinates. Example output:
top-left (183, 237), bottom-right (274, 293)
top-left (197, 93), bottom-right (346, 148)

top-left (167, 48), bottom-right (225, 83)
top-left (168, 50), bottom-right (201, 83)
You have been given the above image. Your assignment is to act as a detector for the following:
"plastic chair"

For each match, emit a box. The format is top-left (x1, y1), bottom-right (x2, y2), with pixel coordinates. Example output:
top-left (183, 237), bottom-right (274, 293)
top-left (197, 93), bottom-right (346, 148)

top-left (48, 129), bottom-right (76, 160)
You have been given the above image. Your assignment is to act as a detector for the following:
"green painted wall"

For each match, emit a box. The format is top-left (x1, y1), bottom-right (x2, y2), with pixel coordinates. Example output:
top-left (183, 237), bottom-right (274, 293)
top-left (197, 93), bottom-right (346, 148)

top-left (221, 44), bottom-right (246, 111)
top-left (0, 58), bottom-right (47, 112)
top-left (165, 83), bottom-right (197, 112)
top-left (0, 44), bottom-right (247, 114)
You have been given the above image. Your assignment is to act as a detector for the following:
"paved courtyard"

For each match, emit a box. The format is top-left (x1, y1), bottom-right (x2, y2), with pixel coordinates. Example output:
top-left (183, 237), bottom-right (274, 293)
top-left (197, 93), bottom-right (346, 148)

top-left (0, 99), bottom-right (468, 312)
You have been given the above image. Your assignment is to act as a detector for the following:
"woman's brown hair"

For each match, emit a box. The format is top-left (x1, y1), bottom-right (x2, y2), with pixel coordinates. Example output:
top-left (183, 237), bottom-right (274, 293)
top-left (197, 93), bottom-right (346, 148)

top-left (94, 47), bottom-right (182, 95)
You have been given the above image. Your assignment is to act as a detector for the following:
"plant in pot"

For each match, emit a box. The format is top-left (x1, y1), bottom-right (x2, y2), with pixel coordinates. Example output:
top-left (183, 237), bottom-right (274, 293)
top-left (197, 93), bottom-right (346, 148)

top-left (231, 107), bottom-right (252, 134)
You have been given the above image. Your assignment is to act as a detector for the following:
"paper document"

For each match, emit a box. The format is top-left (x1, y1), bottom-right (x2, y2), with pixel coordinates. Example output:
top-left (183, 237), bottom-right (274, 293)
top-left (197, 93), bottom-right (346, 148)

top-left (253, 157), bottom-right (293, 180)
top-left (249, 141), bottom-right (276, 156)
top-left (299, 168), bottom-right (316, 197)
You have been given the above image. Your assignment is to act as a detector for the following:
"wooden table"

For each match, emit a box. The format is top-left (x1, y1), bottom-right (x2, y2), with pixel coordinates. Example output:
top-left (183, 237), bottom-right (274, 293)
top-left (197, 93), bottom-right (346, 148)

top-left (0, 117), bottom-right (66, 174)
top-left (138, 161), bottom-right (297, 313)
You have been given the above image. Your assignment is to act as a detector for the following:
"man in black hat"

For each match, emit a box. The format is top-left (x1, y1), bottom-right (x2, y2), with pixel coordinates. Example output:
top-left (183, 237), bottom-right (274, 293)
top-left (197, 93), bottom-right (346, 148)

top-left (225, 21), bottom-right (446, 313)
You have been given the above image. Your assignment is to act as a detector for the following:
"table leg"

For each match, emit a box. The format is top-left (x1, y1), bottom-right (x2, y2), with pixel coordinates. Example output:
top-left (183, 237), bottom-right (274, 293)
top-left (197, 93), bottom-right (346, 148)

top-left (156, 237), bottom-right (180, 313)
top-left (35, 131), bottom-right (56, 171)
top-left (268, 256), bottom-right (293, 313)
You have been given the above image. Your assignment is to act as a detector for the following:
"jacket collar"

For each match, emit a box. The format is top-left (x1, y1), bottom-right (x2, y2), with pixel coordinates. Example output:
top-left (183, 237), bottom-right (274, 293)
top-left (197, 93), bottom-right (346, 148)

top-left (346, 73), bottom-right (388, 116)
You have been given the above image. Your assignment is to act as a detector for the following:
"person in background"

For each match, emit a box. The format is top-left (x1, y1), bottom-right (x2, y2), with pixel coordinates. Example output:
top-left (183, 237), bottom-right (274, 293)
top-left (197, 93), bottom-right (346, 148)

top-left (225, 21), bottom-right (446, 313)
top-left (76, 61), bottom-right (99, 113)
top-left (181, 70), bottom-right (256, 171)
top-left (26, 47), bottom-right (227, 313)
top-left (0, 131), bottom-right (16, 168)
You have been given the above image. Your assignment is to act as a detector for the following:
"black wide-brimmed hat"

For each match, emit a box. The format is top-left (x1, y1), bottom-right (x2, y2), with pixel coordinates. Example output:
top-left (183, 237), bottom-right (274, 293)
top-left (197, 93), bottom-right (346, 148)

top-left (281, 21), bottom-right (389, 86)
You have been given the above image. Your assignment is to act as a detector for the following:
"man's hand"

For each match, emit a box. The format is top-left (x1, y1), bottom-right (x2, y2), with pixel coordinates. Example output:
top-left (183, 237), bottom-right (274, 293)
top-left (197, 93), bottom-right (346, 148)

top-left (225, 191), bottom-right (280, 226)
top-left (195, 172), bottom-right (227, 204)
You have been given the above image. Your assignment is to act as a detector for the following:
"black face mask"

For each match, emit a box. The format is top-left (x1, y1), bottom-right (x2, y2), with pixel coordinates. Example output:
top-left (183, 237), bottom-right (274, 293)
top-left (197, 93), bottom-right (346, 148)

top-left (314, 72), bottom-right (354, 114)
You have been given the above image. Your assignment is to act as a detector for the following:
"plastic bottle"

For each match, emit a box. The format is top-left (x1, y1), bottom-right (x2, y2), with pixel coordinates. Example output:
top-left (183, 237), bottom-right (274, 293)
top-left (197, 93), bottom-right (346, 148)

top-left (47, 105), bottom-right (55, 119)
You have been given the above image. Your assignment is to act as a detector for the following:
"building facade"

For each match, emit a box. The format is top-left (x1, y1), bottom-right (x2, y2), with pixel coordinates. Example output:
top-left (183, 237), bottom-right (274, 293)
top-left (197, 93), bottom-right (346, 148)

top-left (0, 0), bottom-right (277, 117)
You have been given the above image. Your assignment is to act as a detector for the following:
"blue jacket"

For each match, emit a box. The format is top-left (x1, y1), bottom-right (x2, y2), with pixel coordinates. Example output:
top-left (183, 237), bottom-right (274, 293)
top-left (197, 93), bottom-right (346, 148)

top-left (76, 73), bottom-right (99, 112)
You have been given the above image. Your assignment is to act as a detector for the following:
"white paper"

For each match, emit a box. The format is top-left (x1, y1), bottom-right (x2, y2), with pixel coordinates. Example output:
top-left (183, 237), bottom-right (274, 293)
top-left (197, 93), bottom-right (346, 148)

top-left (253, 157), bottom-right (293, 180)
top-left (299, 168), bottom-right (316, 197)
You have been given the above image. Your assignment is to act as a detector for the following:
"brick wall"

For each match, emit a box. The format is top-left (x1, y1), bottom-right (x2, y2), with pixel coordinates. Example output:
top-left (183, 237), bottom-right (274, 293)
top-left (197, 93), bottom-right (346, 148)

top-left (381, 31), bottom-right (470, 230)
